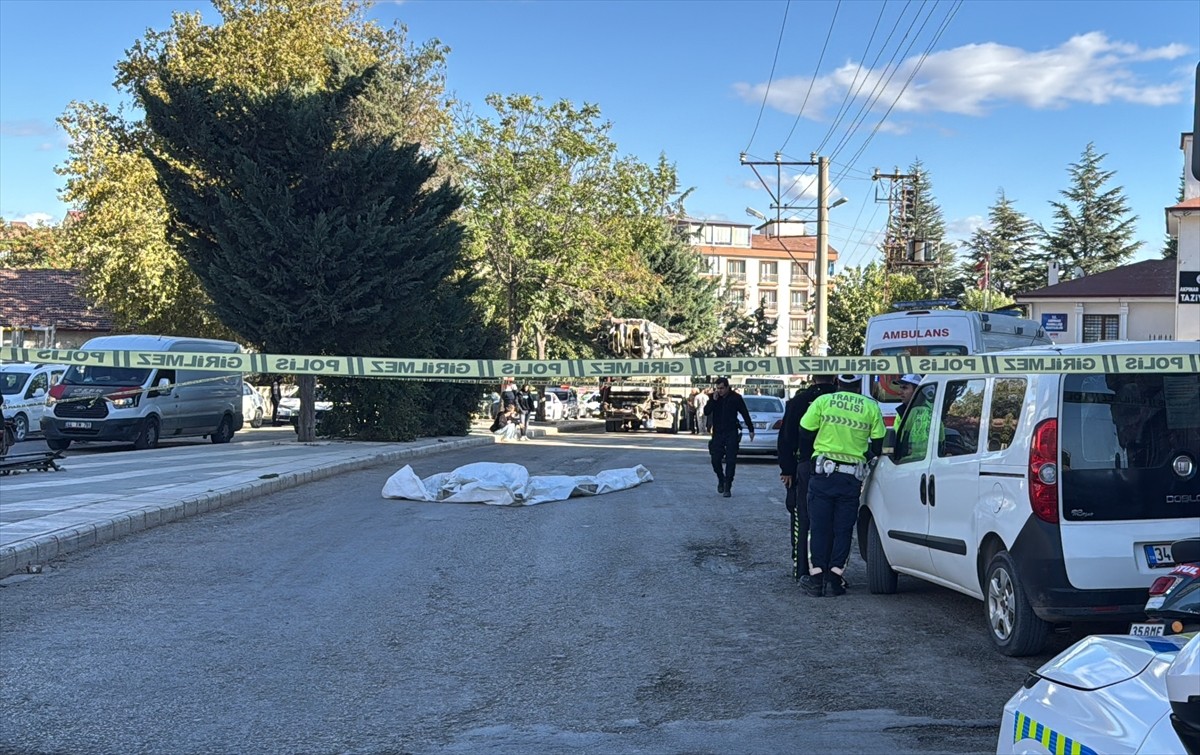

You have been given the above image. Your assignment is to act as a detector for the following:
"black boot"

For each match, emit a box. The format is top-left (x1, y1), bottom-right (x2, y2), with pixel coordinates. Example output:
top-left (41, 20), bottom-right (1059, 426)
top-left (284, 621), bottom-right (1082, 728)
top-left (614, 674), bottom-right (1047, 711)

top-left (799, 573), bottom-right (824, 597)
top-left (717, 478), bottom-right (726, 494)
top-left (723, 480), bottom-right (732, 498)
top-left (825, 571), bottom-right (848, 596)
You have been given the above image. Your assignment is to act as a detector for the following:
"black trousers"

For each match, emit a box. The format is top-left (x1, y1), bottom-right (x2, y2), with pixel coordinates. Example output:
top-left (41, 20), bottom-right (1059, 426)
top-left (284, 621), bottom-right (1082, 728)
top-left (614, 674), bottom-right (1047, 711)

top-left (708, 430), bottom-right (741, 484)
top-left (785, 459), bottom-right (812, 580)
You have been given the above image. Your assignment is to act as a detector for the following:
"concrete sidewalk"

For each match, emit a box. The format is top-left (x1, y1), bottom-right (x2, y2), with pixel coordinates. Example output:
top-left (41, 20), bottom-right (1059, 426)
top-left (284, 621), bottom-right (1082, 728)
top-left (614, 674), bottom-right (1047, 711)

top-left (0, 419), bottom-right (598, 580)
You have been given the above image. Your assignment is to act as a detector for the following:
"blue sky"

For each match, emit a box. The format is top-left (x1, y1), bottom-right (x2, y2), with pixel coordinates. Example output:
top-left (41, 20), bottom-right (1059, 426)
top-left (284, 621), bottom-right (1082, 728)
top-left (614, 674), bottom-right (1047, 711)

top-left (1, 0), bottom-right (1196, 273)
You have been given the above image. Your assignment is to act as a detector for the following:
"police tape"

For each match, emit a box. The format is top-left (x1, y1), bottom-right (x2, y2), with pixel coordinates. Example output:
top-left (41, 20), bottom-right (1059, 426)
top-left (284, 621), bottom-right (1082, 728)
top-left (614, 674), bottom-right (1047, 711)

top-left (2, 347), bottom-right (1198, 379)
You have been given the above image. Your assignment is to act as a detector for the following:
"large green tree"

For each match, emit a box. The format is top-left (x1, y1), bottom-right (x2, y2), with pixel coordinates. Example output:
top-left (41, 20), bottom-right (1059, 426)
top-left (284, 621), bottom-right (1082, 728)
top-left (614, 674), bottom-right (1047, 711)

top-left (885, 158), bottom-right (956, 297)
top-left (825, 264), bottom-right (924, 356)
top-left (0, 219), bottom-right (73, 269)
top-left (456, 94), bottom-right (653, 361)
top-left (57, 0), bottom-right (451, 337)
top-left (1042, 143), bottom-right (1141, 275)
top-left (141, 65), bottom-right (482, 441)
top-left (958, 191), bottom-right (1043, 298)
top-left (695, 296), bottom-right (778, 358)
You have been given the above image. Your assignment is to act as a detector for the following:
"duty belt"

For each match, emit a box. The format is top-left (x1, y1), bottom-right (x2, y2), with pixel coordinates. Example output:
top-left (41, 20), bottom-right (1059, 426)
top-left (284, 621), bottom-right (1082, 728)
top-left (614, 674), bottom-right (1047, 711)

top-left (814, 456), bottom-right (864, 477)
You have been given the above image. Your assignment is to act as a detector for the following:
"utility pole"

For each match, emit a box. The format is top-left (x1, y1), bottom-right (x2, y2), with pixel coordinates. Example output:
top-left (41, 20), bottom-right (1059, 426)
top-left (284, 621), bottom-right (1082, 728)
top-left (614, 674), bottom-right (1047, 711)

top-left (815, 155), bottom-right (830, 356)
top-left (740, 152), bottom-right (836, 356)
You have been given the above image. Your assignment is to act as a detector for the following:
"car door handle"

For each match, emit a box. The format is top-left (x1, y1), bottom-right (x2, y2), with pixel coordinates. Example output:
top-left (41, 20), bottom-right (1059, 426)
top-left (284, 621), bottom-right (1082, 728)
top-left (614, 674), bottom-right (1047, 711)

top-left (919, 473), bottom-right (927, 506)
top-left (928, 474), bottom-right (936, 507)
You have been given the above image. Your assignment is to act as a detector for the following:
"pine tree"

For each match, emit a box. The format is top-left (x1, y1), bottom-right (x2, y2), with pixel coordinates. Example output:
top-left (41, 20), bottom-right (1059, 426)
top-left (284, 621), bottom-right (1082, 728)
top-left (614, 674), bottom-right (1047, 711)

top-left (958, 191), bottom-right (1043, 298)
top-left (884, 158), bottom-right (952, 296)
top-left (141, 65), bottom-right (486, 441)
top-left (1163, 169), bottom-right (1185, 259)
top-left (1043, 143), bottom-right (1141, 275)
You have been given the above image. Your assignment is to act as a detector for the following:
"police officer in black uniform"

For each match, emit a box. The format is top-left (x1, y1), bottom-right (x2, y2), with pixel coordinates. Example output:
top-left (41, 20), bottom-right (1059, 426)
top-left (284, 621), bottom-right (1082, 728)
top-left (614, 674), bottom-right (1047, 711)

top-left (777, 374), bottom-right (837, 581)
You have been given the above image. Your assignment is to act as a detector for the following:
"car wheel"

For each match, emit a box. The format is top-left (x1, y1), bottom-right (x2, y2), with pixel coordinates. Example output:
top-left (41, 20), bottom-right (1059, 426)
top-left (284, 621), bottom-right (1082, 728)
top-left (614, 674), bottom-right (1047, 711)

top-left (47, 438), bottom-right (71, 452)
top-left (866, 517), bottom-right (898, 594)
top-left (12, 413), bottom-right (28, 442)
top-left (985, 551), bottom-right (1050, 657)
top-left (210, 415), bottom-right (234, 444)
top-left (251, 408), bottom-right (263, 428)
top-left (134, 417), bottom-right (160, 450)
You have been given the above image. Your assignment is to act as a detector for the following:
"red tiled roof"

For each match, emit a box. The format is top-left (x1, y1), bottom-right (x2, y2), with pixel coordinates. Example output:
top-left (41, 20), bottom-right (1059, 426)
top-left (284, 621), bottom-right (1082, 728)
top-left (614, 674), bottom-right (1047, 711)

top-left (1167, 197), bottom-right (1200, 211)
top-left (1018, 259), bottom-right (1176, 299)
top-left (695, 234), bottom-right (840, 260)
top-left (0, 268), bottom-right (113, 330)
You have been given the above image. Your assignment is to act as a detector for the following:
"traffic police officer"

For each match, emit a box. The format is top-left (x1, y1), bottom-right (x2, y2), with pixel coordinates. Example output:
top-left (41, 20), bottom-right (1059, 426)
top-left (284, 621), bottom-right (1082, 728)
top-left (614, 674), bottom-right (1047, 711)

top-left (797, 373), bottom-right (886, 597)
top-left (777, 374), bottom-right (838, 581)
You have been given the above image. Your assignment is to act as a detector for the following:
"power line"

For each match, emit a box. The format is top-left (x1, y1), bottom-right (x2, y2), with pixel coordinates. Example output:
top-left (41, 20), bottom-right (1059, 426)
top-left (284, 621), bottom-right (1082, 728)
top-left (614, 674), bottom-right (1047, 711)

top-left (814, 0), bottom-right (894, 156)
top-left (778, 0), bottom-right (842, 153)
top-left (743, 0), bottom-right (792, 154)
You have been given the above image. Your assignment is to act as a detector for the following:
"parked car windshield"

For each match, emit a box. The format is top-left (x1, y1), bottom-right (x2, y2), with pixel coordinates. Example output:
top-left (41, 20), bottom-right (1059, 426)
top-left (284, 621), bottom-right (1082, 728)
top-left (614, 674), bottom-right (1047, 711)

top-left (1, 371), bottom-right (31, 394)
top-left (744, 396), bottom-right (784, 413)
top-left (62, 365), bottom-right (152, 387)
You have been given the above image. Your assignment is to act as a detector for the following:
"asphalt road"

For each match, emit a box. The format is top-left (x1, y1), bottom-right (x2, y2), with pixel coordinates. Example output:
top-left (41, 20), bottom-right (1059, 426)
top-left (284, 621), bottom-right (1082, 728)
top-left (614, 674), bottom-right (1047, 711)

top-left (0, 429), bottom-right (1090, 755)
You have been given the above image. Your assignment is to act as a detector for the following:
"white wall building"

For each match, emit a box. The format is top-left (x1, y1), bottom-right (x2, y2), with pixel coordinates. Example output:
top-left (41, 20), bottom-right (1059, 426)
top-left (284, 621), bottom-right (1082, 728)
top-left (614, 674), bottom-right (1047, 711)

top-left (1166, 132), bottom-right (1200, 341)
top-left (681, 218), bottom-right (839, 357)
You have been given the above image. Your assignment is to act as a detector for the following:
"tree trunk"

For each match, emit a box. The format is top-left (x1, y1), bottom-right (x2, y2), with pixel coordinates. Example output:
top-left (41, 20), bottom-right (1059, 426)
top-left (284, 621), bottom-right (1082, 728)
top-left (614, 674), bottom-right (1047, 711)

top-left (296, 374), bottom-right (316, 443)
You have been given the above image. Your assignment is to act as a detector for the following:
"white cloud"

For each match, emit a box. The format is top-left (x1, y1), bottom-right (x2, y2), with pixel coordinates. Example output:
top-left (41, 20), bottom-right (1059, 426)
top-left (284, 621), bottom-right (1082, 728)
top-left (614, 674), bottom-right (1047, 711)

top-left (0, 120), bottom-right (56, 137)
top-left (742, 170), bottom-right (844, 204)
top-left (4, 212), bottom-right (56, 226)
top-left (735, 32), bottom-right (1190, 119)
top-left (946, 214), bottom-right (986, 238)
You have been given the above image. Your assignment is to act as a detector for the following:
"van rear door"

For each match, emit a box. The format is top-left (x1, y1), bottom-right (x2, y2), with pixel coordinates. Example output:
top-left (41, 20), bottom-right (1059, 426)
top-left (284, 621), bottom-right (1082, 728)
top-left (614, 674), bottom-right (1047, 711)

top-left (1059, 372), bottom-right (1200, 589)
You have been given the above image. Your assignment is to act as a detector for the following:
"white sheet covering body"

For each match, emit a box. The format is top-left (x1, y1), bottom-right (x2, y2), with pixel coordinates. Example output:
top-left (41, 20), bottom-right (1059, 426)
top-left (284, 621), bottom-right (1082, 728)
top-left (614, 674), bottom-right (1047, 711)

top-left (381, 462), bottom-right (653, 506)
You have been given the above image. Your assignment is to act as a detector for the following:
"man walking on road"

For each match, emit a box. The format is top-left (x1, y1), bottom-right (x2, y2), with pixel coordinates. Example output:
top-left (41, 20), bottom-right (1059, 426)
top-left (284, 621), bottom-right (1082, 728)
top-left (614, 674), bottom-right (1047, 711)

top-left (270, 377), bottom-right (283, 426)
top-left (777, 374), bottom-right (838, 581)
top-left (694, 387), bottom-right (709, 434)
top-left (798, 374), bottom-right (885, 597)
top-left (703, 378), bottom-right (754, 498)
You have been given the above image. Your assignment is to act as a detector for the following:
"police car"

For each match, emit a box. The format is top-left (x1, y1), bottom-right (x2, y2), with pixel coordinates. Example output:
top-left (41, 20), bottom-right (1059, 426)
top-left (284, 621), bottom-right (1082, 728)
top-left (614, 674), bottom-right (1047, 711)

top-left (998, 632), bottom-right (1200, 755)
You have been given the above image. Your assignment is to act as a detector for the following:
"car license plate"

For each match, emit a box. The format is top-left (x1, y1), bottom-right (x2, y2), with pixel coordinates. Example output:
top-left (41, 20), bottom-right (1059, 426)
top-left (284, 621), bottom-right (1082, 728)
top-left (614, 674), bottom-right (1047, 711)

top-left (1145, 543), bottom-right (1175, 568)
top-left (64, 421), bottom-right (91, 429)
top-left (1129, 622), bottom-right (1166, 637)
top-left (754, 421), bottom-right (769, 429)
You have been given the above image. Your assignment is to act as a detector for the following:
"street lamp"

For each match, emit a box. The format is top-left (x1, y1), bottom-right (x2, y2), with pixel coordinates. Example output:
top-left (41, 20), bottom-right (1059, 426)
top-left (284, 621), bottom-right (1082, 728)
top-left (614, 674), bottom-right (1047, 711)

top-left (745, 207), bottom-right (767, 221)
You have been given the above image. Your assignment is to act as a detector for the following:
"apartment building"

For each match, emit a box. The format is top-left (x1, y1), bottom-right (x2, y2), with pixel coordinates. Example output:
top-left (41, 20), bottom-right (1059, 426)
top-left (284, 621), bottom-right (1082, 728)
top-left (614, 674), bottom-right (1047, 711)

top-left (681, 218), bottom-right (840, 357)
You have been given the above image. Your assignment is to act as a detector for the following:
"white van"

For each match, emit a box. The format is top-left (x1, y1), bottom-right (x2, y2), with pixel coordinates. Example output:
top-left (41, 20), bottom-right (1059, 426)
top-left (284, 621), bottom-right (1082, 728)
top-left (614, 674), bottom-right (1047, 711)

top-left (1, 362), bottom-right (68, 441)
top-left (42, 335), bottom-right (243, 451)
top-left (858, 340), bottom-right (1200, 656)
top-left (863, 309), bottom-right (1052, 426)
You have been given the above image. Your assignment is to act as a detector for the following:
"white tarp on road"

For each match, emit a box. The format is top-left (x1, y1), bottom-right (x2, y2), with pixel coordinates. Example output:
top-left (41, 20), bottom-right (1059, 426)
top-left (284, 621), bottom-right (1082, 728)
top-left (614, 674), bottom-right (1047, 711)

top-left (381, 462), bottom-right (654, 506)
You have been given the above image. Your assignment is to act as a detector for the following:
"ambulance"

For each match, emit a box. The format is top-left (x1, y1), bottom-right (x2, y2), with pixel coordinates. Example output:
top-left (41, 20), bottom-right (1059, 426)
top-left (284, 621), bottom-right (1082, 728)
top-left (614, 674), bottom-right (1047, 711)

top-left (863, 308), bottom-right (1051, 426)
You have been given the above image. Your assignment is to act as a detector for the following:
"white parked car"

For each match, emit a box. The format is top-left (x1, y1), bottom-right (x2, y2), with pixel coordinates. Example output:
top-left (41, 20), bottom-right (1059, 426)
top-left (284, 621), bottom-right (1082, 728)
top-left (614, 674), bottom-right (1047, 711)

top-left (580, 391), bottom-right (602, 418)
top-left (859, 341), bottom-right (1200, 656)
top-left (998, 631), bottom-right (1200, 755)
top-left (738, 394), bottom-right (785, 455)
top-left (242, 382), bottom-right (266, 428)
top-left (0, 362), bottom-right (67, 442)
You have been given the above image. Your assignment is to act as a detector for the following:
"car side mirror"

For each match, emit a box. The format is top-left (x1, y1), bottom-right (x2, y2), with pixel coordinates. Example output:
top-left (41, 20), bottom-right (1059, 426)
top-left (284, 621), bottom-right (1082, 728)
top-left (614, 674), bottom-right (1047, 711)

top-left (158, 378), bottom-right (171, 389)
top-left (32, 387), bottom-right (46, 398)
top-left (883, 427), bottom-right (897, 455)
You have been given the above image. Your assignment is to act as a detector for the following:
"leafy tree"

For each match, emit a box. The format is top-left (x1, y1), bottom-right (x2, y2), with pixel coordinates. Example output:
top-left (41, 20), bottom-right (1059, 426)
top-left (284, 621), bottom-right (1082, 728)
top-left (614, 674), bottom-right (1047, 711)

top-left (610, 155), bottom-right (721, 351)
top-left (696, 296), bottom-right (778, 357)
top-left (456, 94), bottom-right (653, 361)
top-left (141, 65), bottom-right (482, 441)
top-left (57, 0), bottom-right (451, 338)
top-left (1042, 143), bottom-right (1141, 275)
top-left (0, 219), bottom-right (73, 269)
top-left (823, 264), bottom-right (925, 356)
top-left (958, 191), bottom-right (1043, 297)
top-left (1164, 169), bottom-right (1185, 259)
top-left (958, 287), bottom-right (1016, 312)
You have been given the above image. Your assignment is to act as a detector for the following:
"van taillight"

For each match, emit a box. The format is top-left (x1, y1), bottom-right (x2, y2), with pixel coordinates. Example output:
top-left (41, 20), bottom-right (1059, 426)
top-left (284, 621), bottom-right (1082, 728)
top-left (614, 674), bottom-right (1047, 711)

top-left (1028, 418), bottom-right (1058, 524)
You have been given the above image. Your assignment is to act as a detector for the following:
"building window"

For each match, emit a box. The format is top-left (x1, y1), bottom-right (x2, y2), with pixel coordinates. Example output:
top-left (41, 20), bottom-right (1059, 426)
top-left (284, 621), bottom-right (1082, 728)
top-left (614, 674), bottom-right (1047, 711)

top-left (790, 290), bottom-right (809, 309)
top-left (759, 261), bottom-right (778, 283)
top-left (789, 317), bottom-right (808, 337)
top-left (789, 345), bottom-right (805, 356)
top-left (1082, 314), bottom-right (1119, 342)
top-left (730, 288), bottom-right (746, 306)
top-left (727, 260), bottom-right (746, 282)
top-left (709, 225), bottom-right (732, 245)
top-left (732, 227), bottom-right (751, 247)
top-left (702, 255), bottom-right (720, 275)
top-left (761, 290), bottom-right (778, 311)
top-left (792, 262), bottom-right (810, 283)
